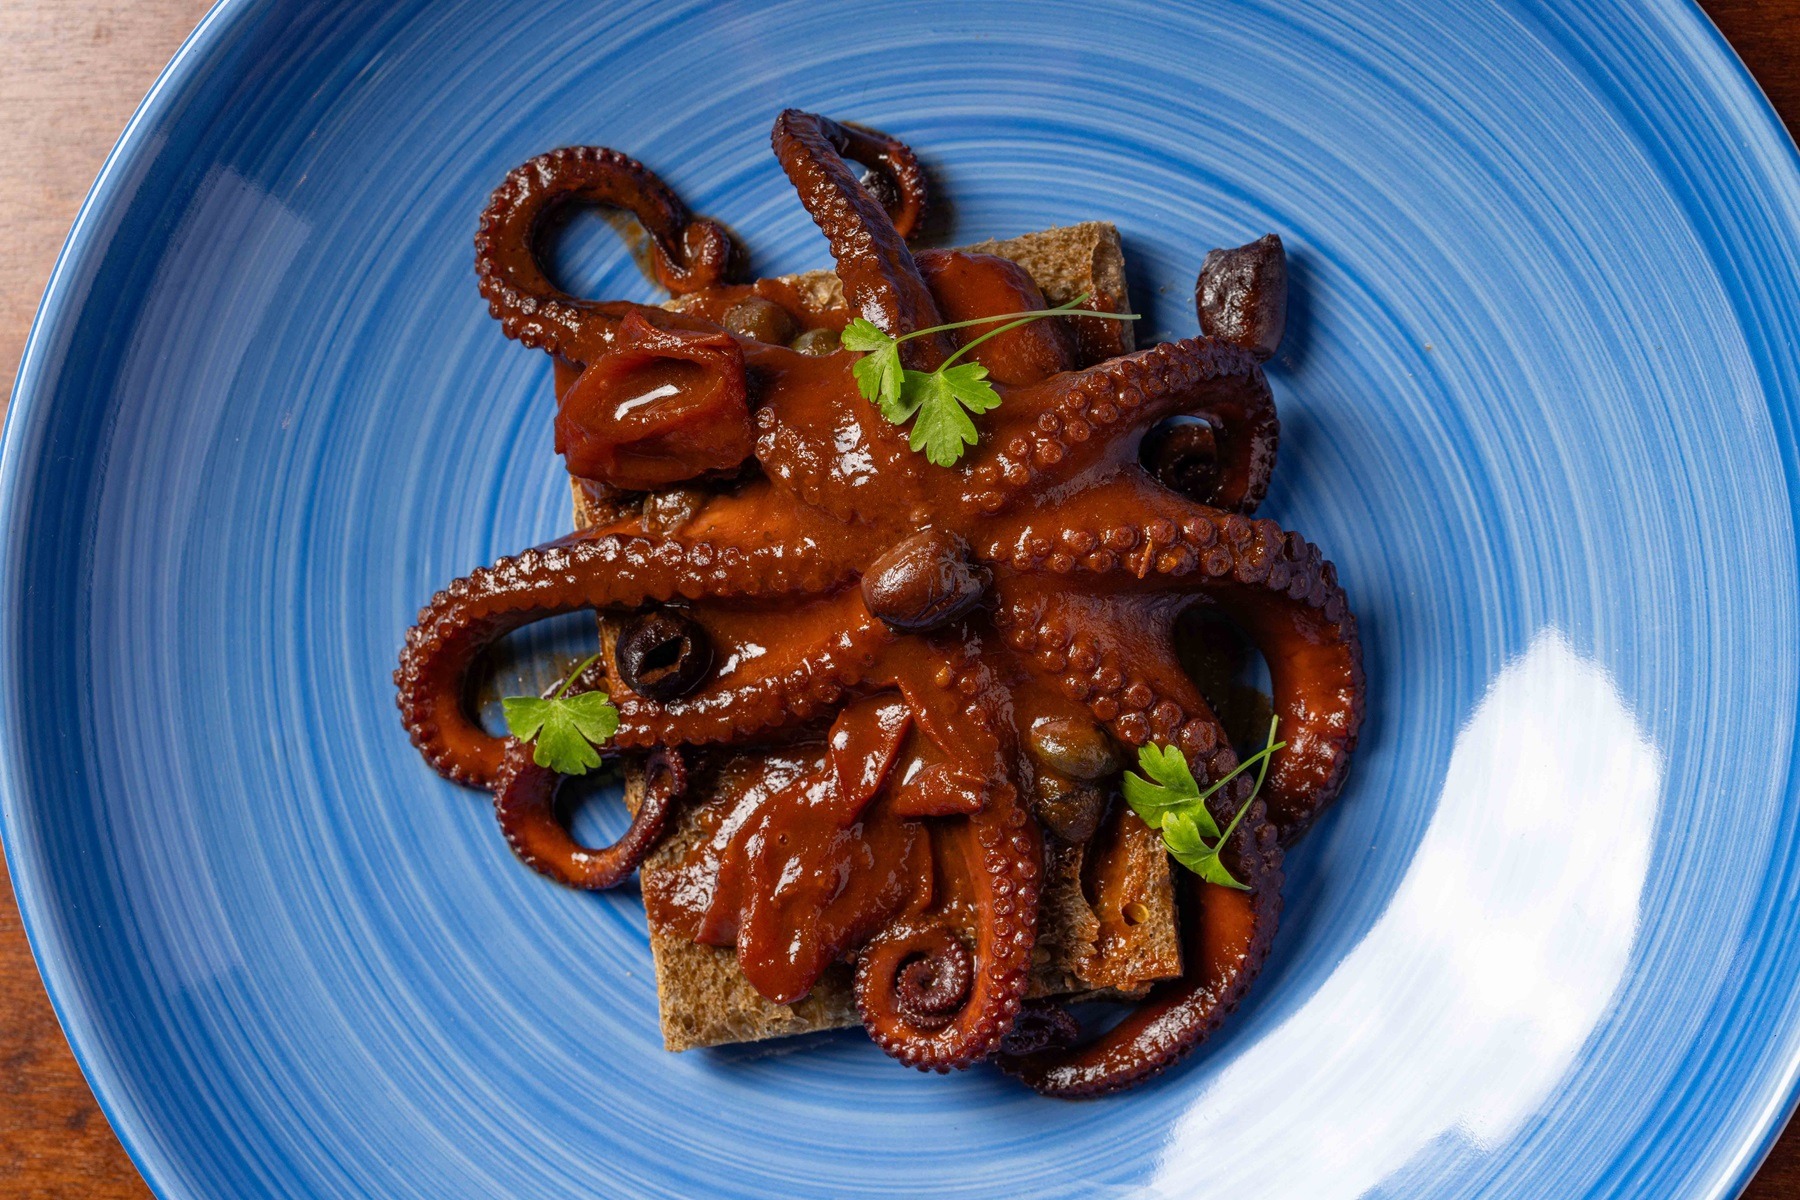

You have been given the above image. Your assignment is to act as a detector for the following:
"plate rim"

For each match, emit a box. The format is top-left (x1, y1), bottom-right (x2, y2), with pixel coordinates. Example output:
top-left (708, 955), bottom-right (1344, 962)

top-left (0, 1), bottom-right (265, 1193)
top-left (3, 1), bottom-right (1799, 1196)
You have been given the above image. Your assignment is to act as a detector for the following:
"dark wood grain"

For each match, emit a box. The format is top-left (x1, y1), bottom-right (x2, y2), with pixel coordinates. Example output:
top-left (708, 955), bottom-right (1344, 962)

top-left (1704, 0), bottom-right (1800, 139)
top-left (1697, 1), bottom-right (1800, 1190)
top-left (0, 858), bottom-right (154, 1198)
top-left (0, 2), bottom-right (1797, 1196)
top-left (1, 5), bottom-right (210, 1190)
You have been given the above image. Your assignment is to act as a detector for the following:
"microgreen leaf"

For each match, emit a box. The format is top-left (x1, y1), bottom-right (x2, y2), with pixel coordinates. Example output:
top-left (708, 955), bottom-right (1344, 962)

top-left (880, 371), bottom-right (928, 425)
top-left (1122, 716), bottom-right (1285, 890)
top-left (561, 690), bottom-right (621, 744)
top-left (840, 294), bottom-right (1139, 466)
top-left (500, 652), bottom-right (618, 776)
top-left (1160, 810), bottom-right (1206, 860)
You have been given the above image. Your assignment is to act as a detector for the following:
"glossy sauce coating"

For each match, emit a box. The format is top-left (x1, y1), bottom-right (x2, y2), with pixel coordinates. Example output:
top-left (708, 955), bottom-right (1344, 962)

top-left (644, 693), bottom-right (1002, 1005)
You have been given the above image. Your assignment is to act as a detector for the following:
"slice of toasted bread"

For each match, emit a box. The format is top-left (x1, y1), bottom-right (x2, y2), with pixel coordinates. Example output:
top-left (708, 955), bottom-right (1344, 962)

top-left (574, 224), bottom-right (1179, 1051)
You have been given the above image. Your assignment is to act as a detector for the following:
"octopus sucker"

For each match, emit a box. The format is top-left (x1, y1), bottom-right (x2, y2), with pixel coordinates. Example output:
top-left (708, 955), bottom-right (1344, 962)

top-left (398, 109), bottom-right (1367, 1090)
top-left (958, 334), bottom-right (1278, 516)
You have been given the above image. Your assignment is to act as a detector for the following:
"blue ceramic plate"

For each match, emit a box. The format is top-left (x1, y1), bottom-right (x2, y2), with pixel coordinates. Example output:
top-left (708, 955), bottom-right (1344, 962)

top-left (5, 0), bottom-right (1800, 1196)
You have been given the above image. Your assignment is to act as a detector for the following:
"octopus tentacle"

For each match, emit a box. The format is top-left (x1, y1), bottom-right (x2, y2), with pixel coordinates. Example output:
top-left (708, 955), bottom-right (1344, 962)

top-left (612, 592), bottom-right (895, 748)
top-left (1197, 234), bottom-right (1287, 362)
top-left (1144, 373), bottom-right (1280, 514)
top-left (984, 478), bottom-right (1363, 843)
top-left (771, 110), bottom-right (951, 367)
top-left (856, 779), bottom-right (1041, 1071)
top-left (889, 924), bottom-right (974, 1027)
top-left (805, 116), bottom-right (931, 241)
top-left (996, 590), bottom-right (1249, 789)
top-left (1001, 796), bottom-right (1283, 1097)
top-left (999, 588), bottom-right (1286, 1095)
top-left (959, 337), bottom-right (1277, 519)
top-left (474, 146), bottom-right (735, 365)
top-left (494, 743), bottom-right (683, 890)
top-left (396, 535), bottom-right (851, 789)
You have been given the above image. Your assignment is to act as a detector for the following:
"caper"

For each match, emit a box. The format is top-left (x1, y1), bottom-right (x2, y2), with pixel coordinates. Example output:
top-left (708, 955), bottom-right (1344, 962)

top-left (1027, 716), bottom-right (1120, 782)
top-left (1029, 773), bottom-right (1109, 844)
top-left (789, 326), bottom-right (841, 356)
top-left (641, 486), bottom-right (708, 535)
top-left (722, 296), bottom-right (797, 345)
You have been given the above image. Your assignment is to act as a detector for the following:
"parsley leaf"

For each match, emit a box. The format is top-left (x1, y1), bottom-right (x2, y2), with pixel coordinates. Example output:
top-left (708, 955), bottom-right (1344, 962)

top-left (880, 371), bottom-right (927, 425)
top-left (840, 316), bottom-right (894, 354)
top-left (843, 318), bottom-right (904, 409)
top-left (1123, 716), bottom-right (1284, 890)
top-left (500, 652), bottom-right (619, 775)
top-left (1121, 742), bottom-right (1221, 839)
top-left (839, 294), bottom-right (1139, 467)
top-left (906, 363), bottom-right (1002, 466)
top-left (1163, 806), bottom-right (1256, 890)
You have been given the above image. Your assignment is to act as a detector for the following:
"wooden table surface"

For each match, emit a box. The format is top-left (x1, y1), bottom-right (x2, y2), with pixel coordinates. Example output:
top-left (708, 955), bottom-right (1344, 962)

top-left (1, 1), bottom-right (1797, 1196)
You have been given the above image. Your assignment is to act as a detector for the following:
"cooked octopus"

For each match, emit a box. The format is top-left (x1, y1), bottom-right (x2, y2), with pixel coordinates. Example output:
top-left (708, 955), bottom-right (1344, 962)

top-left (396, 109), bottom-right (1363, 1094)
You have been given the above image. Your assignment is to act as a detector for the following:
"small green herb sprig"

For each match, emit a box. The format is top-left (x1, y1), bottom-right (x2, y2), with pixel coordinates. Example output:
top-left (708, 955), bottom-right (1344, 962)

top-left (501, 652), bottom-right (619, 775)
top-left (841, 292), bottom-right (1139, 466)
top-left (1122, 716), bottom-right (1284, 890)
